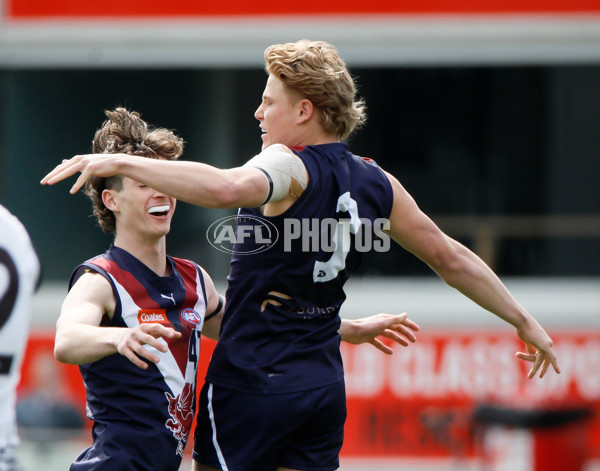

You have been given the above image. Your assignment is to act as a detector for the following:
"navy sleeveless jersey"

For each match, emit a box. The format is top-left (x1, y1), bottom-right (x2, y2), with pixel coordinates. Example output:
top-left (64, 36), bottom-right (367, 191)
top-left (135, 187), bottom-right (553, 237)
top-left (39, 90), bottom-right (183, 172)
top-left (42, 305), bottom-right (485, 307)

top-left (69, 245), bottom-right (207, 471)
top-left (205, 142), bottom-right (394, 394)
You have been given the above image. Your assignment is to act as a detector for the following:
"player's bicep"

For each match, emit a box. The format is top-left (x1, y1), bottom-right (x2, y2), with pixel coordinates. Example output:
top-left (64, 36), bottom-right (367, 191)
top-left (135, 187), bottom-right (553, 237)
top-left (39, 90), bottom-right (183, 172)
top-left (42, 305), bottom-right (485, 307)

top-left (199, 267), bottom-right (221, 315)
top-left (57, 272), bottom-right (115, 329)
top-left (223, 166), bottom-right (272, 208)
top-left (384, 172), bottom-right (452, 267)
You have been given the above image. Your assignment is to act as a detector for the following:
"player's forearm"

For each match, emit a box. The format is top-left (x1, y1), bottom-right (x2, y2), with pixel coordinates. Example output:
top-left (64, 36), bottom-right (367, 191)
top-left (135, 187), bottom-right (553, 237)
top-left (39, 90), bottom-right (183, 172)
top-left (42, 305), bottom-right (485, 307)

top-left (436, 239), bottom-right (530, 328)
top-left (118, 156), bottom-right (267, 208)
top-left (54, 324), bottom-right (123, 364)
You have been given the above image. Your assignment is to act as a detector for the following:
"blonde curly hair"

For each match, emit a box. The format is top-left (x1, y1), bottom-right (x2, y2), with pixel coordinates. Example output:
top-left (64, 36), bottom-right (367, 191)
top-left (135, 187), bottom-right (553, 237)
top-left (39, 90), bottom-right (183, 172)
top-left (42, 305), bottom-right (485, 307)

top-left (264, 40), bottom-right (366, 140)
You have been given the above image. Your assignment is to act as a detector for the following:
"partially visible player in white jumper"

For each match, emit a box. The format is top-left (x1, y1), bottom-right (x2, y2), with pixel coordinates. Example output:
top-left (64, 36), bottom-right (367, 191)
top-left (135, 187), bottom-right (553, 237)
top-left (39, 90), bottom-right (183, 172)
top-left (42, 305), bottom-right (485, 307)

top-left (0, 204), bottom-right (41, 471)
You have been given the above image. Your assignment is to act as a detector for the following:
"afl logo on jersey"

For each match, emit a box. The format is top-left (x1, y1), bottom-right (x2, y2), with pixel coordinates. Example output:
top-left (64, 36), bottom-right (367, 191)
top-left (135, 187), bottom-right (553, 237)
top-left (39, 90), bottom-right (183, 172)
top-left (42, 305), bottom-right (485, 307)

top-left (180, 308), bottom-right (201, 325)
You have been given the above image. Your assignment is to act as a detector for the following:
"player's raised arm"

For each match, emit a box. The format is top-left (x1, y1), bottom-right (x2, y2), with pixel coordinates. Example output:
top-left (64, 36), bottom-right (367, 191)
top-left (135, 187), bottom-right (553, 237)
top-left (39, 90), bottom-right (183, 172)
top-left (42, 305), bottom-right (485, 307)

top-left (41, 152), bottom-right (269, 209)
top-left (382, 171), bottom-right (560, 378)
top-left (41, 143), bottom-right (303, 211)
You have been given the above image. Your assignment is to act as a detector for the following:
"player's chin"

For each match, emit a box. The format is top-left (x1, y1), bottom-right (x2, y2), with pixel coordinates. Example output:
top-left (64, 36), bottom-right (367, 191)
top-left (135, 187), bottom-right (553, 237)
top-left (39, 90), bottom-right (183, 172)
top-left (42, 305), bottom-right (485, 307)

top-left (260, 134), bottom-right (269, 150)
top-left (152, 220), bottom-right (172, 236)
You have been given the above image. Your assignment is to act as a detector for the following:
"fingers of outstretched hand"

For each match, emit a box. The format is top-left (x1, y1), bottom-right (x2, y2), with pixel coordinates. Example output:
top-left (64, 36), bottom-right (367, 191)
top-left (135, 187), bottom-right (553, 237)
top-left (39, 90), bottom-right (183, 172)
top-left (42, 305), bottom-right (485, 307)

top-left (138, 324), bottom-right (181, 351)
top-left (516, 351), bottom-right (540, 378)
top-left (369, 338), bottom-right (394, 355)
top-left (118, 324), bottom-right (180, 368)
top-left (527, 352), bottom-right (545, 379)
top-left (515, 351), bottom-right (536, 362)
top-left (403, 318), bottom-right (421, 332)
top-left (117, 333), bottom-right (158, 369)
top-left (546, 349), bottom-right (561, 375)
top-left (71, 172), bottom-right (89, 194)
top-left (516, 348), bottom-right (561, 379)
top-left (40, 156), bottom-right (85, 185)
top-left (121, 346), bottom-right (152, 370)
top-left (384, 324), bottom-right (418, 344)
top-left (539, 359), bottom-right (551, 378)
top-left (142, 323), bottom-right (182, 339)
top-left (379, 313), bottom-right (420, 332)
top-left (380, 330), bottom-right (409, 347)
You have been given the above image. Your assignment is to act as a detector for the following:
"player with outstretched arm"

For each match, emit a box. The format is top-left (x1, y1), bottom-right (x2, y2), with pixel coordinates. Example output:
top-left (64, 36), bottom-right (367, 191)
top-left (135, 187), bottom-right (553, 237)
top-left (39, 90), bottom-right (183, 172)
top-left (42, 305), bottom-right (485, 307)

top-left (42, 40), bottom-right (556, 471)
top-left (46, 105), bottom-right (420, 471)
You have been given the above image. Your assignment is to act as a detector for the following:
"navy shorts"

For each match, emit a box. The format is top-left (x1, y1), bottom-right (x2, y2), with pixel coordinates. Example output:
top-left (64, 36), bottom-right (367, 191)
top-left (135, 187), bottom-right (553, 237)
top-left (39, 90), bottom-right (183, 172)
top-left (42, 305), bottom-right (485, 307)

top-left (192, 381), bottom-right (346, 471)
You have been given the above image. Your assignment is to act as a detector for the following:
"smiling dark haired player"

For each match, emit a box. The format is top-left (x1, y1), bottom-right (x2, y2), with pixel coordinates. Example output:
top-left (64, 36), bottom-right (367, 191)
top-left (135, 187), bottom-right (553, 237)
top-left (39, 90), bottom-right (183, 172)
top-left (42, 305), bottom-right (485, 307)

top-left (52, 108), bottom-right (224, 471)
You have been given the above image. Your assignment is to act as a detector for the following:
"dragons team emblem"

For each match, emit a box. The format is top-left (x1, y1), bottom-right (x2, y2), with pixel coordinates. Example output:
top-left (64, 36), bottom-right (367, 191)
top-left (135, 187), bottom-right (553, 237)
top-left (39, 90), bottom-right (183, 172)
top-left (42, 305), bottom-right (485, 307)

top-left (165, 382), bottom-right (195, 456)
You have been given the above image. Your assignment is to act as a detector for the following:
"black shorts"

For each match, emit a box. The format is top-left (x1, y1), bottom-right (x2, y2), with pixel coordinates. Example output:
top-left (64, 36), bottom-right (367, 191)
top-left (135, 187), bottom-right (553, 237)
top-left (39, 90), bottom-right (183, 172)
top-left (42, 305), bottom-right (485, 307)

top-left (192, 381), bottom-right (346, 471)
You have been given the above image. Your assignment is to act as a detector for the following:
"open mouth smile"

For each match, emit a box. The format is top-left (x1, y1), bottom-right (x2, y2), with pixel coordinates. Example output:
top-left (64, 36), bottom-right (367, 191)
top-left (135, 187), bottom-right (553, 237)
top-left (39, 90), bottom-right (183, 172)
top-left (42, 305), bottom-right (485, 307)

top-left (147, 205), bottom-right (171, 218)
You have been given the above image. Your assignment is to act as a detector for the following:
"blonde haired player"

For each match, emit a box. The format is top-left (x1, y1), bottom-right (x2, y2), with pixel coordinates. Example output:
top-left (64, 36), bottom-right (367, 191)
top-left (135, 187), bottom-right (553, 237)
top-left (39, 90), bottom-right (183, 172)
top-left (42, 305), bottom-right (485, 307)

top-left (42, 40), bottom-right (557, 471)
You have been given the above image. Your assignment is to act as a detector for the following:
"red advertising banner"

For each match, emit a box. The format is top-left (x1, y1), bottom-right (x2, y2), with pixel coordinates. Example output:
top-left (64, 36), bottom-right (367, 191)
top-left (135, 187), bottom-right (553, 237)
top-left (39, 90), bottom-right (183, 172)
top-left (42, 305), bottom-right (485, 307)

top-left (341, 330), bottom-right (600, 469)
top-left (18, 329), bottom-right (600, 468)
top-left (7, 0), bottom-right (600, 19)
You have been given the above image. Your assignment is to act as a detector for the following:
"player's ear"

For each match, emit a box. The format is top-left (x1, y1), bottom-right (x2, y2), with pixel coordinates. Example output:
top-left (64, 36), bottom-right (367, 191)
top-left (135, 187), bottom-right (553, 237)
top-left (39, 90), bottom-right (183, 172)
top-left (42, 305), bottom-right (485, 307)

top-left (297, 98), bottom-right (314, 124)
top-left (102, 189), bottom-right (118, 211)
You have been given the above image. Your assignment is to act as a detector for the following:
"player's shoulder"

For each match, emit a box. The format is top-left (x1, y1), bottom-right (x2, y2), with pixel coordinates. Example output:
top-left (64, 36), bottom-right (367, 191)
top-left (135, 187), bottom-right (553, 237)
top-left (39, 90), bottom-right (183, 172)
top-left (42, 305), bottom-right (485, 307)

top-left (349, 151), bottom-right (380, 167)
top-left (169, 256), bottom-right (206, 281)
top-left (169, 255), bottom-right (199, 271)
top-left (69, 265), bottom-right (113, 296)
top-left (69, 255), bottom-right (111, 289)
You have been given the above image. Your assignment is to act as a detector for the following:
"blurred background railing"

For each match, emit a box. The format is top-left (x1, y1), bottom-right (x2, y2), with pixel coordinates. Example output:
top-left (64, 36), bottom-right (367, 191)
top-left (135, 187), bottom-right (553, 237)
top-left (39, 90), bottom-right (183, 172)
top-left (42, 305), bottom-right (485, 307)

top-left (434, 214), bottom-right (600, 270)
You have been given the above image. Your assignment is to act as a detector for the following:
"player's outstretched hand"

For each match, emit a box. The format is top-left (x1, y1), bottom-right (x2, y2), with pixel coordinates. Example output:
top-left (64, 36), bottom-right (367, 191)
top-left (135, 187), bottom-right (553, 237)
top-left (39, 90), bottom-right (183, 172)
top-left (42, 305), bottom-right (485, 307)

top-left (340, 313), bottom-right (420, 355)
top-left (514, 317), bottom-right (560, 379)
top-left (116, 323), bottom-right (182, 369)
top-left (40, 153), bottom-right (126, 194)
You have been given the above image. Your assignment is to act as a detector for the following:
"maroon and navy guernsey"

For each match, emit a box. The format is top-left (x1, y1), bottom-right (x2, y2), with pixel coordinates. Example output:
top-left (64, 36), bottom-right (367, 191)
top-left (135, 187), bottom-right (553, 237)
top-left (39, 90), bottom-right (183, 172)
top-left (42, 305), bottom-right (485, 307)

top-left (205, 142), bottom-right (394, 395)
top-left (68, 245), bottom-right (207, 471)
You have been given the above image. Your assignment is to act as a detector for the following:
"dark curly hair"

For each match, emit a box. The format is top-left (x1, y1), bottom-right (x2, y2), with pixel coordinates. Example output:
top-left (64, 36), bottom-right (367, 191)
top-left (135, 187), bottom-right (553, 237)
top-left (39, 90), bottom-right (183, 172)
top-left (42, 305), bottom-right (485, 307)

top-left (84, 107), bottom-right (184, 234)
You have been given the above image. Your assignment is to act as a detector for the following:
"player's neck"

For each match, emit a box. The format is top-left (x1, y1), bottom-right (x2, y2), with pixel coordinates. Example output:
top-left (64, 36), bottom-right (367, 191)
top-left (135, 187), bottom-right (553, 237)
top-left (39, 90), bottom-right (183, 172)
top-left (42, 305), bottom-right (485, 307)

top-left (113, 234), bottom-right (169, 277)
top-left (291, 122), bottom-right (338, 147)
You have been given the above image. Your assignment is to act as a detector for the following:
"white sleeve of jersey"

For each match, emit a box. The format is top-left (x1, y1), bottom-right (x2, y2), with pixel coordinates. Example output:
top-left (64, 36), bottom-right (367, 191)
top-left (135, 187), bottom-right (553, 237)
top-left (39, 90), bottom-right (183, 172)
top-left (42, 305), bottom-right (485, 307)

top-left (243, 144), bottom-right (308, 203)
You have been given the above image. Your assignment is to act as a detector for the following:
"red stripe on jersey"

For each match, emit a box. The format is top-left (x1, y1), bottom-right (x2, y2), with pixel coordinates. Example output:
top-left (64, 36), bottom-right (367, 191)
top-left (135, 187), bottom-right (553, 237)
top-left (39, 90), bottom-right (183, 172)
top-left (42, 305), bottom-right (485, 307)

top-left (172, 258), bottom-right (201, 309)
top-left (167, 258), bottom-right (201, 374)
top-left (92, 257), bottom-right (161, 309)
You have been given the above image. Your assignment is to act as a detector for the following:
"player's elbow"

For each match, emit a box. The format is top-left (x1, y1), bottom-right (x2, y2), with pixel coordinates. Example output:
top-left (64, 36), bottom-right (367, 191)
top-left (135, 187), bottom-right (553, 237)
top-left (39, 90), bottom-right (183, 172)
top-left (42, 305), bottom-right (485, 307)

top-left (211, 180), bottom-right (247, 208)
top-left (54, 330), bottom-right (78, 364)
top-left (54, 338), bottom-right (71, 364)
top-left (426, 238), bottom-right (469, 283)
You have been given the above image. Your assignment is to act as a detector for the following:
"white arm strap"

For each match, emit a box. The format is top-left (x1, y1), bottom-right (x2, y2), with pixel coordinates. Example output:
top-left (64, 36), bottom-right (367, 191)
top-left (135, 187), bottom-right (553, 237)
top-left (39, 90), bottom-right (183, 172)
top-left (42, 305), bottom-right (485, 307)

top-left (243, 144), bottom-right (308, 203)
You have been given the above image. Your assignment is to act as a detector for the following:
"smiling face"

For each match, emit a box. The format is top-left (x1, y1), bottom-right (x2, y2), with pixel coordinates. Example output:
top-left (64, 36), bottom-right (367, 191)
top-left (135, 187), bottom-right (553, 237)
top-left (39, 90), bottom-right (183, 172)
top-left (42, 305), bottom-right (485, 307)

top-left (254, 74), bottom-right (305, 150)
top-left (103, 176), bottom-right (176, 243)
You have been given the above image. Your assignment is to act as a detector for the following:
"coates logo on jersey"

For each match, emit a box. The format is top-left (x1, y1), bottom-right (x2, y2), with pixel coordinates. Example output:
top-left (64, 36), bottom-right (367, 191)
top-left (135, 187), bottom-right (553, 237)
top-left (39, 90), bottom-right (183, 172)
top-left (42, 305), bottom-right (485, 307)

top-left (138, 309), bottom-right (168, 324)
top-left (180, 308), bottom-right (201, 326)
top-left (206, 215), bottom-right (278, 255)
